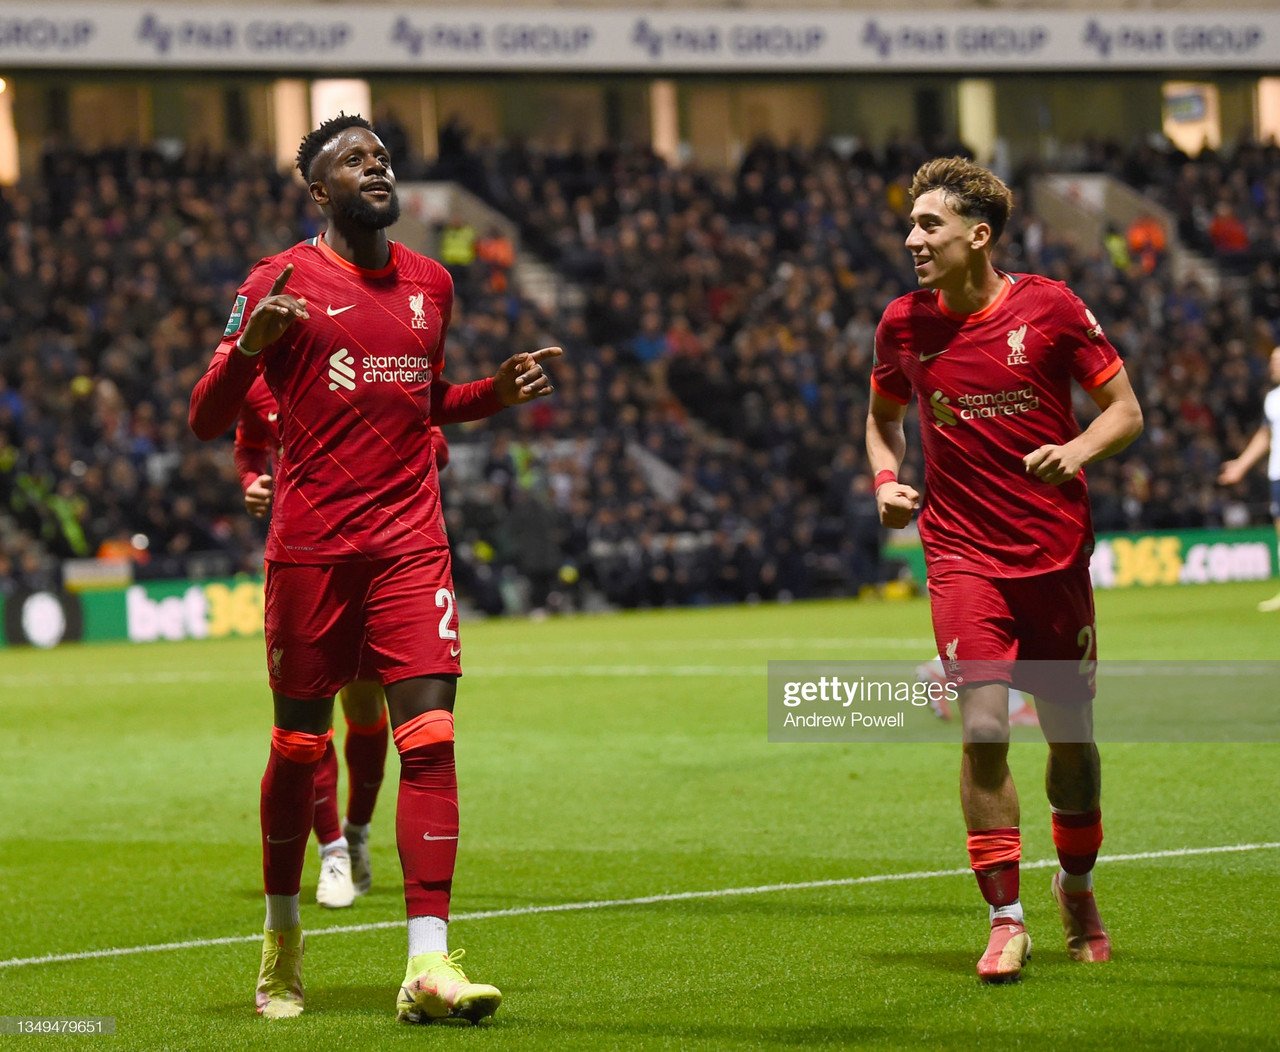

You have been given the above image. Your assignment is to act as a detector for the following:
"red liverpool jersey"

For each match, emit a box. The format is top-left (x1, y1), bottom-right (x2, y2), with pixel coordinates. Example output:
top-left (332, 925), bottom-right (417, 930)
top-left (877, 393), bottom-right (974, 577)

top-left (192, 236), bottom-right (496, 562)
top-left (234, 373), bottom-right (451, 496)
top-left (871, 273), bottom-right (1122, 578)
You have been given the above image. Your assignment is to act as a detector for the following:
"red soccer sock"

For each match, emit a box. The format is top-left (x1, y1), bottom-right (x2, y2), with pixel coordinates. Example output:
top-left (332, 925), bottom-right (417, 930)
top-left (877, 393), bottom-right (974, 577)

top-left (1052, 808), bottom-right (1103, 875)
top-left (394, 711), bottom-right (458, 920)
top-left (312, 738), bottom-right (342, 846)
top-left (262, 727), bottom-right (331, 895)
top-left (345, 710), bottom-right (389, 828)
top-left (967, 827), bottom-right (1022, 907)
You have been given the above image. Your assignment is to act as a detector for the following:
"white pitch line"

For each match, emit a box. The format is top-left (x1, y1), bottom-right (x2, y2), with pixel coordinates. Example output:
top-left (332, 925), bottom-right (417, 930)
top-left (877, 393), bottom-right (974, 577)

top-left (0, 666), bottom-right (768, 689)
top-left (2, 841), bottom-right (1276, 971)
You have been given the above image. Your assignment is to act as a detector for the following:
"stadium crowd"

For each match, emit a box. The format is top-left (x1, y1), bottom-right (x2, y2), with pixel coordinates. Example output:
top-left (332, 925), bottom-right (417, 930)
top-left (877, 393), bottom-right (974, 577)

top-left (0, 131), bottom-right (1276, 609)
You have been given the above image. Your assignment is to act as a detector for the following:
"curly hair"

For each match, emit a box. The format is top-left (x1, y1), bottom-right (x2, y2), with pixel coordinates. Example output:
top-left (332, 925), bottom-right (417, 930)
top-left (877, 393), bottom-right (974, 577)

top-left (295, 112), bottom-right (375, 182)
top-left (910, 157), bottom-right (1014, 243)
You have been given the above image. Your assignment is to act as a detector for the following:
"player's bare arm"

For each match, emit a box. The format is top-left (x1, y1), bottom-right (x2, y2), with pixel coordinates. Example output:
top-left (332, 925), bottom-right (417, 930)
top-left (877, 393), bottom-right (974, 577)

top-left (1218, 424), bottom-right (1270, 485)
top-left (238, 264), bottom-right (310, 355)
top-left (1023, 367), bottom-right (1144, 486)
top-left (494, 346), bottom-right (564, 406)
top-left (867, 390), bottom-right (921, 529)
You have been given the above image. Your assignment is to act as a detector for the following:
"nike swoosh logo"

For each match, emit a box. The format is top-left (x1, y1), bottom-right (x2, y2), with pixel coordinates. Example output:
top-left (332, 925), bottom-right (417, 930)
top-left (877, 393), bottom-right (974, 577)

top-left (266, 833), bottom-right (303, 845)
top-left (449, 645), bottom-right (461, 658)
top-left (327, 304), bottom-right (356, 317)
top-left (422, 833), bottom-right (459, 842)
top-left (920, 350), bottom-right (947, 362)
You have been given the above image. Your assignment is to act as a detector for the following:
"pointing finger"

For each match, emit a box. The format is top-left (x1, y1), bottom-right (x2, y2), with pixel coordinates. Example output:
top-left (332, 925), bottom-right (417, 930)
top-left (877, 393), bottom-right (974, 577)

top-left (268, 264), bottom-right (294, 297)
top-left (528, 346), bottom-right (564, 363)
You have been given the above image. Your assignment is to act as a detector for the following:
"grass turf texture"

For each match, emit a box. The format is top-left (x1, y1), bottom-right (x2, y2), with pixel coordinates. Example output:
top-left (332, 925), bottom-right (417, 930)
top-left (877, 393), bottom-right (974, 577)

top-left (1, 582), bottom-right (1277, 1050)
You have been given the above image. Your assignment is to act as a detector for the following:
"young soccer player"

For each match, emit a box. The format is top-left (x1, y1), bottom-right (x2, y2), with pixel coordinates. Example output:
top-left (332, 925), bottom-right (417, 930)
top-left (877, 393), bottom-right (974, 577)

top-left (191, 113), bottom-right (561, 1022)
top-left (867, 157), bottom-right (1143, 982)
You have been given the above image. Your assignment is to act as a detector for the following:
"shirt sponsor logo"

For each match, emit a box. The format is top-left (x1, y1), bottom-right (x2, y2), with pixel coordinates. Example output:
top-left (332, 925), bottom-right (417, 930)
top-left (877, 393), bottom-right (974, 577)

top-left (328, 348), bottom-right (357, 391)
top-left (930, 389), bottom-right (958, 426)
top-left (932, 386), bottom-right (1041, 424)
top-left (364, 353), bottom-right (432, 384)
top-left (1006, 324), bottom-right (1029, 366)
top-left (325, 347), bottom-right (434, 391)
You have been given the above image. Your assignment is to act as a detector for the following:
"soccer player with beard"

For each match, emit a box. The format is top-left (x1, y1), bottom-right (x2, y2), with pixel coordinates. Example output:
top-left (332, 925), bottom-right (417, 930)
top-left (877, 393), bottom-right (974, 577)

top-left (237, 374), bottom-right (451, 911)
top-left (867, 157), bottom-right (1143, 982)
top-left (190, 113), bottom-right (561, 1023)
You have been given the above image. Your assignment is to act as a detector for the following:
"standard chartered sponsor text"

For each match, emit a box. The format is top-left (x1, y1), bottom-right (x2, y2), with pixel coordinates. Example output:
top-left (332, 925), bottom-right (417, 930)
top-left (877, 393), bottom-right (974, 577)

top-left (364, 353), bottom-right (432, 383)
top-left (954, 386), bottom-right (1040, 419)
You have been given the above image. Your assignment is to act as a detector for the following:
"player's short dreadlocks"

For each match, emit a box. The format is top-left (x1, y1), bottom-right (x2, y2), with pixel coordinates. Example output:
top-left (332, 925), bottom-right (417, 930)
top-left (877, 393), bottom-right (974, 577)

top-left (295, 112), bottom-right (374, 182)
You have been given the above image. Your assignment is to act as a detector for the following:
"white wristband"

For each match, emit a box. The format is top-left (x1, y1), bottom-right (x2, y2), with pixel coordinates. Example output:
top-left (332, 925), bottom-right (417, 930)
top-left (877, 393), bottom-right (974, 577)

top-left (235, 337), bottom-right (262, 358)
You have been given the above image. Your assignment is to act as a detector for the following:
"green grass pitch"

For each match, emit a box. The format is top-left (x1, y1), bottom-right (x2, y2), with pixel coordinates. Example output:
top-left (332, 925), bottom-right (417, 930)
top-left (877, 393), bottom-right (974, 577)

top-left (1, 582), bottom-right (1277, 1049)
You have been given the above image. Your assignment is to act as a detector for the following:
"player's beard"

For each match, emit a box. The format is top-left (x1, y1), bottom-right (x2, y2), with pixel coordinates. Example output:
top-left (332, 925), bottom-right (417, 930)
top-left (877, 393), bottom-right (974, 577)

top-left (338, 188), bottom-right (402, 229)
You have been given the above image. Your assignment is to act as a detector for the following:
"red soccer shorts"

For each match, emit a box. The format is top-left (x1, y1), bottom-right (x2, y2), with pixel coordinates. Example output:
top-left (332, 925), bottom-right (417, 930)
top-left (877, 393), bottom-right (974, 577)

top-left (264, 548), bottom-right (462, 699)
top-left (926, 563), bottom-right (1097, 703)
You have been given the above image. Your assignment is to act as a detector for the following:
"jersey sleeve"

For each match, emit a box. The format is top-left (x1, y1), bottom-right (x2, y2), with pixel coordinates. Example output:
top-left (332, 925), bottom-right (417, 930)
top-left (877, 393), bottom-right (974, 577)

top-left (234, 377), bottom-right (277, 490)
top-left (425, 266), bottom-right (504, 423)
top-left (870, 312), bottom-right (911, 405)
top-left (188, 259), bottom-right (281, 440)
top-left (1054, 285), bottom-right (1122, 391)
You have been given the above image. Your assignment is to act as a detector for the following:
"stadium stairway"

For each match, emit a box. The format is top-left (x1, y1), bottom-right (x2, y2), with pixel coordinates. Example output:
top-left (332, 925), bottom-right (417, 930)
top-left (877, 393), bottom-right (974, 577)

top-left (1032, 172), bottom-right (1220, 293)
top-left (395, 181), bottom-right (585, 314)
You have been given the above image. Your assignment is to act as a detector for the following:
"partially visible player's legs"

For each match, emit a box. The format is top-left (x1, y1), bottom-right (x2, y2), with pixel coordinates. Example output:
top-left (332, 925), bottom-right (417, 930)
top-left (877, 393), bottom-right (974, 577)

top-left (312, 737), bottom-right (355, 909)
top-left (387, 675), bottom-right (501, 1024)
top-left (1041, 704), bottom-right (1110, 962)
top-left (340, 679), bottom-right (389, 896)
top-left (1260, 514), bottom-right (1280, 612)
top-left (1007, 688), bottom-right (1039, 727)
top-left (960, 683), bottom-right (1030, 982)
top-left (917, 657), bottom-right (1036, 725)
top-left (257, 694), bottom-right (335, 1018)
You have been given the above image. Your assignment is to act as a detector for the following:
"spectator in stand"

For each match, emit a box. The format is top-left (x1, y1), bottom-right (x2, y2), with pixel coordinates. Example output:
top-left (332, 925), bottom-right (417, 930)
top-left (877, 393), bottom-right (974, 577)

top-left (1208, 202), bottom-right (1250, 257)
top-left (474, 226), bottom-right (515, 294)
top-left (1126, 213), bottom-right (1167, 275)
top-left (437, 215), bottom-right (478, 284)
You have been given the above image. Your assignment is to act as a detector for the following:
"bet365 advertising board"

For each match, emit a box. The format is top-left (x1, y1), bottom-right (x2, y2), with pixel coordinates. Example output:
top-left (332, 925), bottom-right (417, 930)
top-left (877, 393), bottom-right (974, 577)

top-left (2, 526), bottom-right (1277, 647)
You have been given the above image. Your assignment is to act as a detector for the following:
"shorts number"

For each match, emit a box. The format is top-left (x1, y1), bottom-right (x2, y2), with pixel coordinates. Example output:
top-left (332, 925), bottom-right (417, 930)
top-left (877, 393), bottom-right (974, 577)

top-left (1077, 624), bottom-right (1097, 688)
top-left (435, 587), bottom-right (458, 641)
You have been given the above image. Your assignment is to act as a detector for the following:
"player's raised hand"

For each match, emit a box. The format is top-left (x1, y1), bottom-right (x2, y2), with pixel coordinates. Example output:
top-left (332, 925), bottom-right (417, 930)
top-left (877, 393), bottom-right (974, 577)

top-left (239, 265), bottom-right (309, 354)
top-left (495, 346), bottom-right (563, 406)
top-left (1024, 443), bottom-right (1086, 486)
top-left (244, 474), bottom-right (274, 518)
top-left (877, 482), bottom-right (920, 529)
